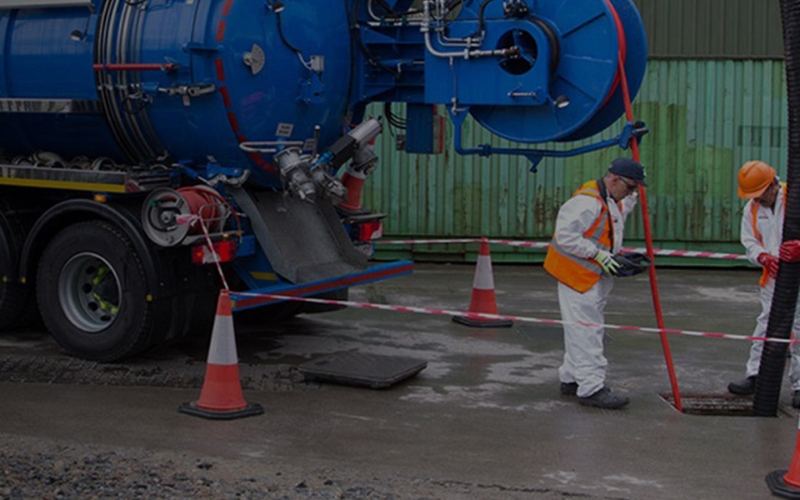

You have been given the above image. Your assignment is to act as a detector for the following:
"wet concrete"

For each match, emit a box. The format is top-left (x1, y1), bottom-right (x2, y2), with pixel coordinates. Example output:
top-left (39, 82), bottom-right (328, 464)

top-left (0, 264), bottom-right (797, 499)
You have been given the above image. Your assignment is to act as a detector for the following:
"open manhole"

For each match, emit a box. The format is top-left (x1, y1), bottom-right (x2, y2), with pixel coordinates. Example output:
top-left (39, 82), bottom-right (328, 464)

top-left (660, 393), bottom-right (794, 417)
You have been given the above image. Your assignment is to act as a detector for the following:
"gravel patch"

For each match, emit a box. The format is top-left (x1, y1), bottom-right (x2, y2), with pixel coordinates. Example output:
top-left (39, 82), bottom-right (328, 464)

top-left (0, 435), bottom-right (602, 500)
top-left (0, 354), bottom-right (313, 392)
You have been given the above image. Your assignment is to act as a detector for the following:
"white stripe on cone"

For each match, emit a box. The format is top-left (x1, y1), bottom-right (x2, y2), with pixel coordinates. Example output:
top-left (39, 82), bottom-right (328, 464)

top-left (472, 254), bottom-right (495, 290)
top-left (207, 292), bottom-right (238, 366)
top-left (463, 239), bottom-right (503, 316)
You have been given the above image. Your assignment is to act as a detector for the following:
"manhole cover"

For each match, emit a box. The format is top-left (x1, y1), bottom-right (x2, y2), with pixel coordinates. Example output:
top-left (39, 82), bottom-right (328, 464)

top-left (660, 393), bottom-right (793, 417)
top-left (299, 352), bottom-right (427, 389)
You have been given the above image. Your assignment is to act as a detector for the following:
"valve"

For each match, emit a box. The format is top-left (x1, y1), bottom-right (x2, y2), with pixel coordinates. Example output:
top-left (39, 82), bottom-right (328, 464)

top-left (274, 147), bottom-right (316, 201)
top-left (311, 167), bottom-right (347, 205)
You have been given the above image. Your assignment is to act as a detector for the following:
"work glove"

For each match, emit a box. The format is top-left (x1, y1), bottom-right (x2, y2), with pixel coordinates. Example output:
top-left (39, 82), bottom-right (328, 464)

top-left (757, 252), bottom-right (779, 279)
top-left (594, 249), bottom-right (621, 276)
top-left (780, 240), bottom-right (800, 263)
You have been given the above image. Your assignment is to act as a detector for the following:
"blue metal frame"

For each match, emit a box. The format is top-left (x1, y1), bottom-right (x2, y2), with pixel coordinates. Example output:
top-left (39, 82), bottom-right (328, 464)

top-left (449, 107), bottom-right (649, 172)
top-left (231, 260), bottom-right (414, 311)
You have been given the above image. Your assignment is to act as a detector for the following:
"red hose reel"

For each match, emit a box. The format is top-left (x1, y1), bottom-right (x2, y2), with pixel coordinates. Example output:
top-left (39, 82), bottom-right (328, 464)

top-left (141, 186), bottom-right (237, 247)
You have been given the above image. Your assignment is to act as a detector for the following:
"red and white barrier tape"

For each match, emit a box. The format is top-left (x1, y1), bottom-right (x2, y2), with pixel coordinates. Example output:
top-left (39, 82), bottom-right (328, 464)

top-left (176, 216), bottom-right (762, 341)
top-left (622, 248), bottom-right (747, 261)
top-left (376, 238), bottom-right (748, 261)
top-left (378, 238), bottom-right (483, 245)
top-left (177, 213), bottom-right (231, 291)
top-left (177, 216), bottom-right (754, 338)
top-left (232, 291), bottom-right (795, 345)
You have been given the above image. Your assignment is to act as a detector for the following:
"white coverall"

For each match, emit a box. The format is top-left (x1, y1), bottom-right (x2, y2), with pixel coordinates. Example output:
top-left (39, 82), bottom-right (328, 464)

top-left (555, 189), bottom-right (637, 398)
top-left (740, 184), bottom-right (800, 389)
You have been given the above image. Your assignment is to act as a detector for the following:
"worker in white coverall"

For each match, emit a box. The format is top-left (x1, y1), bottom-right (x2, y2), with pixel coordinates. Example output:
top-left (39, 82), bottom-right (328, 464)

top-left (543, 158), bottom-right (645, 410)
top-left (727, 160), bottom-right (800, 408)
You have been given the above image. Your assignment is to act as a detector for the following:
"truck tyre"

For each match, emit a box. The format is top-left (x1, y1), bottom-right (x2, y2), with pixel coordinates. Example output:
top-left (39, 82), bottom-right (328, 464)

top-left (36, 220), bottom-right (156, 361)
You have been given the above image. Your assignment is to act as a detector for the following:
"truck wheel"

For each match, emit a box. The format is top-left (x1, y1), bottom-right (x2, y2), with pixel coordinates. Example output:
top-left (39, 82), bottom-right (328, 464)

top-left (36, 221), bottom-right (155, 361)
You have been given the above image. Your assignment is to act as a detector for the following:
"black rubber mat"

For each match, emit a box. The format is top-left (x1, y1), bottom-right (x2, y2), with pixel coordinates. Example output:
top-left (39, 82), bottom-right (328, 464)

top-left (299, 352), bottom-right (427, 389)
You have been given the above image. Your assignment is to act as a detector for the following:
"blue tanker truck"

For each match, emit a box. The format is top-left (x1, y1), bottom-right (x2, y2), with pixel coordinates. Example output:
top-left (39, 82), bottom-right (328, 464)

top-left (0, 0), bottom-right (646, 360)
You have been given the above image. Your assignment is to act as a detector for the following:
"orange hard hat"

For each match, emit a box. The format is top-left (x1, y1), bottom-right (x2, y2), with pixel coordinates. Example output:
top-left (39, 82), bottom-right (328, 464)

top-left (737, 160), bottom-right (776, 199)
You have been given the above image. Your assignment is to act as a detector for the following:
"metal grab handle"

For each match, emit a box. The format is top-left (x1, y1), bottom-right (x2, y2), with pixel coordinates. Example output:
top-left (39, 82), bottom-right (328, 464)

top-left (239, 141), bottom-right (304, 153)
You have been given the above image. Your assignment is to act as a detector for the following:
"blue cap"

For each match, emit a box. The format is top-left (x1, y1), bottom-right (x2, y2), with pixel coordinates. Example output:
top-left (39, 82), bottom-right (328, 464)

top-left (608, 158), bottom-right (647, 186)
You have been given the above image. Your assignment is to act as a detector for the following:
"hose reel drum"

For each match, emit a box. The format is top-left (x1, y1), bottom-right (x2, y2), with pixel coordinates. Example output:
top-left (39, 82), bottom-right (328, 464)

top-left (141, 187), bottom-right (229, 247)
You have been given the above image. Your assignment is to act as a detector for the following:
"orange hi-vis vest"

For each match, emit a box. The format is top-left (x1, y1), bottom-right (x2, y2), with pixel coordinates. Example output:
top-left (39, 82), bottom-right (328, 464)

top-left (751, 182), bottom-right (787, 287)
top-left (544, 179), bottom-right (620, 293)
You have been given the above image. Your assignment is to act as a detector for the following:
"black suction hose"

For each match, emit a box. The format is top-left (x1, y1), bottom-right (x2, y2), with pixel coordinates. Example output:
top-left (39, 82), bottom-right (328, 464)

top-left (753, 0), bottom-right (800, 417)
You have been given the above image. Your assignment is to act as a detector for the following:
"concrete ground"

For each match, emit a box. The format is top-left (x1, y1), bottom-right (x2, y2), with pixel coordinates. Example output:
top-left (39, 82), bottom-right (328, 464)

top-left (0, 264), bottom-right (798, 499)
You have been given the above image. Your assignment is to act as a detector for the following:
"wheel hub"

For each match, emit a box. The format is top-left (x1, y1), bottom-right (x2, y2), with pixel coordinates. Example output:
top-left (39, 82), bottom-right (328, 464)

top-left (58, 252), bottom-right (121, 332)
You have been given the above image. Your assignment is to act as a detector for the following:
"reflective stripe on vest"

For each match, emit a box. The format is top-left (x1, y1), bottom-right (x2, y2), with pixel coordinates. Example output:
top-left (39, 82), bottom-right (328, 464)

top-left (543, 180), bottom-right (617, 293)
top-left (751, 182), bottom-right (786, 287)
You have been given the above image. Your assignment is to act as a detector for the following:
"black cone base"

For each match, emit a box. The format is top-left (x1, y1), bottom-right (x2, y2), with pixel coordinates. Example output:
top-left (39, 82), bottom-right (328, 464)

top-left (179, 401), bottom-right (264, 420)
top-left (452, 315), bottom-right (513, 328)
top-left (766, 470), bottom-right (800, 499)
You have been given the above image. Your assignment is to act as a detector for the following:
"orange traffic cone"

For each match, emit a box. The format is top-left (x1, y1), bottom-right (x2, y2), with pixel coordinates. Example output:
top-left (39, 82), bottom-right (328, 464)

top-left (766, 416), bottom-right (800, 498)
top-left (452, 238), bottom-right (513, 328)
top-left (179, 289), bottom-right (264, 420)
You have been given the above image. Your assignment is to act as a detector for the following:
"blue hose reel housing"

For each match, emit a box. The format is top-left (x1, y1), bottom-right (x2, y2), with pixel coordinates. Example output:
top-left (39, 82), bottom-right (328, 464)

top-left (423, 0), bottom-right (647, 143)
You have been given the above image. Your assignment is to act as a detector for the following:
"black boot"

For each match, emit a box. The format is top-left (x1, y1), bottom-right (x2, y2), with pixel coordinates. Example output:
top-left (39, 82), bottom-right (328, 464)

top-left (728, 376), bottom-right (756, 395)
top-left (560, 382), bottom-right (578, 396)
top-left (577, 387), bottom-right (629, 410)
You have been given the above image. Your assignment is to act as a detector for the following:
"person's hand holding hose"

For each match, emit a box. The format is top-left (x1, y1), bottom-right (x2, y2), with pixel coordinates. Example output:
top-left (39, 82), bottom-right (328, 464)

top-left (757, 252), bottom-right (779, 279)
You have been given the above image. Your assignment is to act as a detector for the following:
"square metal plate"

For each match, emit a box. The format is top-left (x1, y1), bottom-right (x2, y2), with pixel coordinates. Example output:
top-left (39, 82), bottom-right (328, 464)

top-left (299, 352), bottom-right (427, 389)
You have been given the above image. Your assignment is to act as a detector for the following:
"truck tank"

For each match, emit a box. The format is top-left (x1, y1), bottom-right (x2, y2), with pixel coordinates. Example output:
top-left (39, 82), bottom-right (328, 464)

top-left (0, 0), bottom-right (353, 187)
top-left (0, 0), bottom-right (647, 360)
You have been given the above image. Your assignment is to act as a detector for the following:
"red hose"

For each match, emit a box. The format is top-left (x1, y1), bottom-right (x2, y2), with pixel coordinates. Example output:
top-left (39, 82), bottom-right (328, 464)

top-left (177, 187), bottom-right (223, 234)
top-left (177, 186), bottom-right (243, 237)
top-left (605, 0), bottom-right (683, 412)
top-left (602, 1), bottom-right (627, 107)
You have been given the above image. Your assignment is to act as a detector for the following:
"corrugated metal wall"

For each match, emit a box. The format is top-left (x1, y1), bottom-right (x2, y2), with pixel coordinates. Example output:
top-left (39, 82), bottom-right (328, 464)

top-left (632, 0), bottom-right (783, 59)
top-left (364, 59), bottom-right (788, 263)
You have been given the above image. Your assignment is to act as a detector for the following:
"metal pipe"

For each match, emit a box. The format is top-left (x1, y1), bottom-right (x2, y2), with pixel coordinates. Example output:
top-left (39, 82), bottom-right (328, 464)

top-left (753, 0), bottom-right (800, 417)
top-left (93, 63), bottom-right (177, 72)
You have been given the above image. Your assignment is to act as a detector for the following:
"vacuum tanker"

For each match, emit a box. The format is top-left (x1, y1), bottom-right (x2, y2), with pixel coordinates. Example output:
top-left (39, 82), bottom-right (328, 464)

top-left (0, 0), bottom-right (647, 360)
